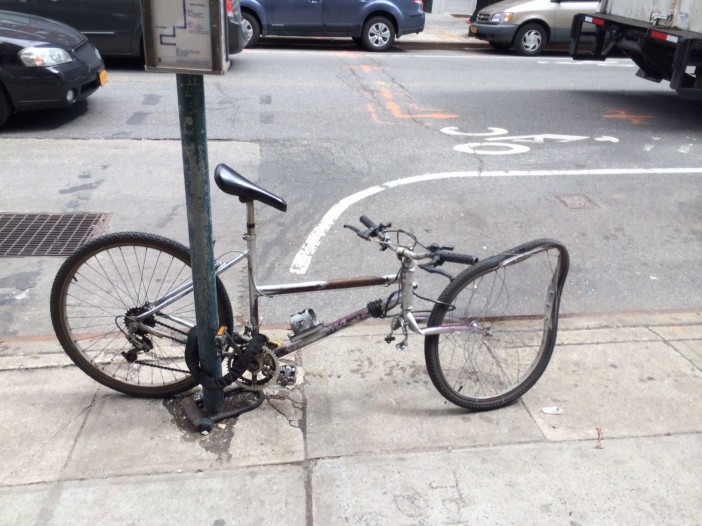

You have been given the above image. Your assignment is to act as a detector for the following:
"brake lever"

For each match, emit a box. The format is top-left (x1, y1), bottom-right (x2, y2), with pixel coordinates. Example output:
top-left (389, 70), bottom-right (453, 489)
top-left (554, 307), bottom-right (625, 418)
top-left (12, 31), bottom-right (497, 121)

top-left (344, 222), bottom-right (392, 243)
top-left (343, 224), bottom-right (370, 240)
top-left (418, 262), bottom-right (453, 280)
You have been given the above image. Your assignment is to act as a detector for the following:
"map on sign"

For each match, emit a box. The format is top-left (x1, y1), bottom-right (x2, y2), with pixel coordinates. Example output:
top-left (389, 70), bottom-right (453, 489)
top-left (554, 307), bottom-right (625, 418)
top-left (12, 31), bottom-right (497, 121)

top-left (145, 0), bottom-right (224, 73)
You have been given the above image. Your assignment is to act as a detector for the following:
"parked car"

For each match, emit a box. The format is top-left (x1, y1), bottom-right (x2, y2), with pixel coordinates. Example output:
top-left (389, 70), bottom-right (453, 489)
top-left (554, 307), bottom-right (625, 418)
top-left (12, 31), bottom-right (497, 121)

top-left (469, 0), bottom-right (597, 56)
top-left (240, 0), bottom-right (425, 52)
top-left (0, 10), bottom-right (106, 127)
top-left (0, 0), bottom-right (247, 58)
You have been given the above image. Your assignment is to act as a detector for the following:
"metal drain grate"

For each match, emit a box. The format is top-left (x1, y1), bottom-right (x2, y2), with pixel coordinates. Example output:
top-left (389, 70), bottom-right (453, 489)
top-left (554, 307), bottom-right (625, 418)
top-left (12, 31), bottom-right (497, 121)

top-left (0, 213), bottom-right (111, 257)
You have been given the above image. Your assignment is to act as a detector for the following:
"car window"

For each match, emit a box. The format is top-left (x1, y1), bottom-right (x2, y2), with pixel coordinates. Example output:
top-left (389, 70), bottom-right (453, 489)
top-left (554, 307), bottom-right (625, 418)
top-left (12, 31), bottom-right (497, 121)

top-left (1, 0), bottom-right (139, 55)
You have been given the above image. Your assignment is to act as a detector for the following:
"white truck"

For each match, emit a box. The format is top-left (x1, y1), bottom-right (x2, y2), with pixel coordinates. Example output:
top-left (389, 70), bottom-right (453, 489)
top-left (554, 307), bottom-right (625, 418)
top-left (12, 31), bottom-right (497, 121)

top-left (570, 0), bottom-right (702, 98)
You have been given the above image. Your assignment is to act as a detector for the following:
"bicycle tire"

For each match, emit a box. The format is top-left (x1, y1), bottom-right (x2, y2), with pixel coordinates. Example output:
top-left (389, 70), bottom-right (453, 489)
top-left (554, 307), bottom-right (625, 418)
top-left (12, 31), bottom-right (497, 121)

top-left (424, 239), bottom-right (569, 410)
top-left (50, 232), bottom-right (234, 397)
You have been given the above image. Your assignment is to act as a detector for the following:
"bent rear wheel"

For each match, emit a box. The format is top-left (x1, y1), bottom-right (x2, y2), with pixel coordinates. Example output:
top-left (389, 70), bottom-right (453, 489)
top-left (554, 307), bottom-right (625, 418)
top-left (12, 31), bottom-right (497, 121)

top-left (424, 239), bottom-right (569, 410)
top-left (50, 232), bottom-right (234, 397)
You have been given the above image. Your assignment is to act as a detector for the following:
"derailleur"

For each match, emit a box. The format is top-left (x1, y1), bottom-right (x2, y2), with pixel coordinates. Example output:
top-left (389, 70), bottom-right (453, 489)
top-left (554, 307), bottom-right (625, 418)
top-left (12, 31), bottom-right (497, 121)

top-left (384, 316), bottom-right (409, 350)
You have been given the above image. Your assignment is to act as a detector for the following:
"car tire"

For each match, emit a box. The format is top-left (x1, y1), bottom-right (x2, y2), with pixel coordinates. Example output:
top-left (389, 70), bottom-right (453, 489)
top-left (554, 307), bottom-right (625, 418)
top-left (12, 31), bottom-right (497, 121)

top-left (488, 41), bottom-right (510, 51)
top-left (242, 12), bottom-right (260, 48)
top-left (0, 85), bottom-right (12, 128)
top-left (514, 23), bottom-right (547, 56)
top-left (362, 16), bottom-right (395, 52)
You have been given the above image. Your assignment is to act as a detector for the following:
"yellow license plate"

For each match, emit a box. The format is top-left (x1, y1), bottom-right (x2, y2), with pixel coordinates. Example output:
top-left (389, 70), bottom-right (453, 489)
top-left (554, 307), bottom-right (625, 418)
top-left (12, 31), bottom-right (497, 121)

top-left (470, 25), bottom-right (478, 34)
top-left (99, 69), bottom-right (108, 86)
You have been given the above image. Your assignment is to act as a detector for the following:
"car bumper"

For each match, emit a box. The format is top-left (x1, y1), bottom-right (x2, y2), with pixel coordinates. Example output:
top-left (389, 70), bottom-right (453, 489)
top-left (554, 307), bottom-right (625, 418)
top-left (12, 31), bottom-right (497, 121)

top-left (469, 22), bottom-right (517, 44)
top-left (10, 60), bottom-right (104, 112)
top-left (398, 13), bottom-right (425, 36)
top-left (227, 15), bottom-right (247, 54)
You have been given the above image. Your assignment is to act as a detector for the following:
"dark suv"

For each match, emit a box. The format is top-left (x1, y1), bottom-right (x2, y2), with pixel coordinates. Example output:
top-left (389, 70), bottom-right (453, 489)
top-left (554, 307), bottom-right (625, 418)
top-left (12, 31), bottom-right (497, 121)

top-left (0, 0), bottom-right (246, 57)
top-left (240, 0), bottom-right (425, 51)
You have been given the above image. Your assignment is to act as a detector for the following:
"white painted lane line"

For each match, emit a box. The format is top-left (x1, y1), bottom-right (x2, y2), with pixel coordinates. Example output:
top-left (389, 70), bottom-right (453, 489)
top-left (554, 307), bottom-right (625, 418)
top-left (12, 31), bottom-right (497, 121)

top-left (289, 185), bottom-right (385, 274)
top-left (289, 167), bottom-right (702, 274)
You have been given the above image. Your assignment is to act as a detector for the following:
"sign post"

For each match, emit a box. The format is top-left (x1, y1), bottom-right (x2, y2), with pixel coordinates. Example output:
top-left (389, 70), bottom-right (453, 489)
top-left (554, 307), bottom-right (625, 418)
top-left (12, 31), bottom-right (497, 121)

top-left (141, 0), bottom-right (229, 415)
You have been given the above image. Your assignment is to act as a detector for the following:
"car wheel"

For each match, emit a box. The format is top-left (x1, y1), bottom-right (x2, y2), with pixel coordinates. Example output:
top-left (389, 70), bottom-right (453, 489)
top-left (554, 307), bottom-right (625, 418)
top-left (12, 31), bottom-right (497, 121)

top-left (242, 12), bottom-right (260, 48)
top-left (362, 16), bottom-right (395, 52)
top-left (488, 41), bottom-right (510, 51)
top-left (514, 23), bottom-right (547, 56)
top-left (0, 85), bottom-right (12, 128)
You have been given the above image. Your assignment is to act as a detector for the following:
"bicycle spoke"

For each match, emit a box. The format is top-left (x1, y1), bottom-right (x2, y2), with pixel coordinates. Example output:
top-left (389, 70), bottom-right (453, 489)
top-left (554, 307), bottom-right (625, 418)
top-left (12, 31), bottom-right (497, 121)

top-left (51, 232), bottom-right (234, 396)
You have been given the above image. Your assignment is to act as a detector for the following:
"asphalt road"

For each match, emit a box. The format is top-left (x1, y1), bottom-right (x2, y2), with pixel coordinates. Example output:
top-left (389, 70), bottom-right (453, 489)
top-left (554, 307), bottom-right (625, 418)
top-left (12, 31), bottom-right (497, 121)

top-left (2, 46), bottom-right (700, 325)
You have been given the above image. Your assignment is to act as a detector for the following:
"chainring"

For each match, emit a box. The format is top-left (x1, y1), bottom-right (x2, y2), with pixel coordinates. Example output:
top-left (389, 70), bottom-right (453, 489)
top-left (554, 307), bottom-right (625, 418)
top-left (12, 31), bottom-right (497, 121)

top-left (231, 345), bottom-right (279, 391)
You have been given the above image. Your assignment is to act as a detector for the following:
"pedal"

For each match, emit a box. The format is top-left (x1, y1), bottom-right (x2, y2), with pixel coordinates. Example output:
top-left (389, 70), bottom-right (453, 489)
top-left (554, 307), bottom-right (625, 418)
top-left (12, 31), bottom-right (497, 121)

top-left (384, 335), bottom-right (396, 344)
top-left (278, 365), bottom-right (297, 386)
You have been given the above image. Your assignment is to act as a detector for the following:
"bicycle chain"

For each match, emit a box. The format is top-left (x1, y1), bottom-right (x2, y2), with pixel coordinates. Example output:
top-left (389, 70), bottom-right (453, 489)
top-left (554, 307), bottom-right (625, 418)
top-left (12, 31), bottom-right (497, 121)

top-left (129, 317), bottom-right (190, 374)
top-left (132, 359), bottom-right (190, 374)
top-left (130, 324), bottom-right (280, 388)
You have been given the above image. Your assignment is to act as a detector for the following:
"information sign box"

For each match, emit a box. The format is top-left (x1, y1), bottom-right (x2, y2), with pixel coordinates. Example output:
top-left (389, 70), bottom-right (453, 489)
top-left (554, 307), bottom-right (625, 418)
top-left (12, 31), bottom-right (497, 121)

top-left (141, 0), bottom-right (229, 74)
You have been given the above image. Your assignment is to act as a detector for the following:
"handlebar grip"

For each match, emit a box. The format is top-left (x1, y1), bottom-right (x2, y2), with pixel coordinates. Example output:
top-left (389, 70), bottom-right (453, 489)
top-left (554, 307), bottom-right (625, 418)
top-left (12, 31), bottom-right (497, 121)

top-left (360, 216), bottom-right (378, 229)
top-left (439, 251), bottom-right (479, 265)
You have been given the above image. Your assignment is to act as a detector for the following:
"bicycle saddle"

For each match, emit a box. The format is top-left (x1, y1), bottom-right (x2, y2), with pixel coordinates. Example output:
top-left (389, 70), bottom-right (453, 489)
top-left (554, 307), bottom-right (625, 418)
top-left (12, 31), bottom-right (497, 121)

top-left (214, 164), bottom-right (287, 212)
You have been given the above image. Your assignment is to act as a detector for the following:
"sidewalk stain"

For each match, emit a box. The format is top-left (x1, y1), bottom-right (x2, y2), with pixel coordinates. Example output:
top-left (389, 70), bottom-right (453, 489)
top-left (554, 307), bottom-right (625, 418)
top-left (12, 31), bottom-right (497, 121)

top-left (59, 180), bottom-right (103, 194)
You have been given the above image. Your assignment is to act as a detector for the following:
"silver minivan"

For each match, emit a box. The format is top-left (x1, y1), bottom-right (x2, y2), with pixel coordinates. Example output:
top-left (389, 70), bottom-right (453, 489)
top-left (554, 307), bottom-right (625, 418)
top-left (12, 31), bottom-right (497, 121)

top-left (470, 0), bottom-right (597, 56)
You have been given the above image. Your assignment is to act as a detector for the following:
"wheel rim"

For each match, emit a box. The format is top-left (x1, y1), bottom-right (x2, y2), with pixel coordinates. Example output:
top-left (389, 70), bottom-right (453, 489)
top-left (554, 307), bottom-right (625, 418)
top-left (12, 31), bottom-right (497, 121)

top-left (58, 242), bottom-right (198, 391)
top-left (368, 23), bottom-right (391, 48)
top-left (243, 20), bottom-right (253, 45)
top-left (433, 245), bottom-right (562, 403)
top-left (521, 30), bottom-right (542, 52)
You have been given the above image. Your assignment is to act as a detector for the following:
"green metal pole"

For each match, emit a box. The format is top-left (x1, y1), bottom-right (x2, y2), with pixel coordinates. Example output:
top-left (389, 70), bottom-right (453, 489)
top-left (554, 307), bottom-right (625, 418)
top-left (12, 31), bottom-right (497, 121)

top-left (176, 73), bottom-right (223, 415)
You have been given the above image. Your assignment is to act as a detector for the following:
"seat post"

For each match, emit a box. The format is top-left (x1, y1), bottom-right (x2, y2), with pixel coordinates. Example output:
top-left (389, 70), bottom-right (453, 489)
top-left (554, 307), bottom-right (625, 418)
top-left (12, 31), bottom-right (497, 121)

top-left (244, 200), bottom-right (261, 332)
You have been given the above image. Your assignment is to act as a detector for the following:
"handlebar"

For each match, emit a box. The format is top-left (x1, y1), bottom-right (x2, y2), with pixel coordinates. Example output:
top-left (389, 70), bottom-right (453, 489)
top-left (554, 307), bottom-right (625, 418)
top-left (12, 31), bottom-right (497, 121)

top-left (343, 215), bottom-right (478, 268)
top-left (343, 215), bottom-right (391, 241)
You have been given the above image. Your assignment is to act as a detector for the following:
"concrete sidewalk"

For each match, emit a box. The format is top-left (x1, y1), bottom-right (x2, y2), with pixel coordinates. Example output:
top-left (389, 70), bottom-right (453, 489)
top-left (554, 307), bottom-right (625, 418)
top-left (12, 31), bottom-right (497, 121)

top-left (401, 13), bottom-right (482, 49)
top-left (0, 312), bottom-right (701, 525)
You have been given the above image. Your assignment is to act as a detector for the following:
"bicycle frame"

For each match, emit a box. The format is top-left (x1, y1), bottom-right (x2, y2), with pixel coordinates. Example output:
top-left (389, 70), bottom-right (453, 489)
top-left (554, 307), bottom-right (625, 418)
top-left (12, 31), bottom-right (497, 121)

top-left (133, 200), bottom-right (470, 357)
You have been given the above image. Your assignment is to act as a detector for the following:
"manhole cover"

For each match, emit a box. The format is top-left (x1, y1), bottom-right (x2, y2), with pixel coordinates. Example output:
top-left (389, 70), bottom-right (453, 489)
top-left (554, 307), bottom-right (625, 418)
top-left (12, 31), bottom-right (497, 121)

top-left (0, 213), bottom-right (110, 257)
top-left (555, 194), bottom-right (599, 209)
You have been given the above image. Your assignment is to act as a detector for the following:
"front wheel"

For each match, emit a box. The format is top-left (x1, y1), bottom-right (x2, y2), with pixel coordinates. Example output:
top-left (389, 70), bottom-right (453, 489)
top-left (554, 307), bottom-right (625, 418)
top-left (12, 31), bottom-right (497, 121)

top-left (362, 16), bottom-right (395, 52)
top-left (514, 23), bottom-right (547, 56)
top-left (424, 239), bottom-right (569, 410)
top-left (50, 232), bottom-right (234, 397)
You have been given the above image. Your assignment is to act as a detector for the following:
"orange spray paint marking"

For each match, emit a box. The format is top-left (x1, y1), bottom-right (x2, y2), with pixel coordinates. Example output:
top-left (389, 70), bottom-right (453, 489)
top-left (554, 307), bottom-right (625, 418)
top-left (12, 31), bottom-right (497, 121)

top-left (366, 103), bottom-right (391, 124)
top-left (604, 109), bottom-right (654, 125)
top-left (363, 81), bottom-right (459, 122)
top-left (357, 65), bottom-right (382, 73)
top-left (385, 102), bottom-right (458, 119)
top-left (379, 86), bottom-right (394, 100)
